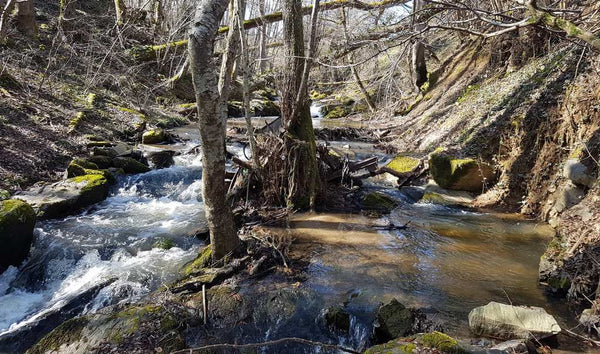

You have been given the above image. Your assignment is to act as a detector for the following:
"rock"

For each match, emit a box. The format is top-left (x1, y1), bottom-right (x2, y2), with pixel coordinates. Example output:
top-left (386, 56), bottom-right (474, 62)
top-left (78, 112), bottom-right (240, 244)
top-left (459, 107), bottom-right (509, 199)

top-left (399, 186), bottom-right (425, 203)
top-left (66, 159), bottom-right (99, 178)
top-left (579, 308), bottom-right (600, 333)
top-left (26, 304), bottom-right (187, 354)
top-left (374, 299), bottom-right (416, 342)
top-left (0, 189), bottom-right (10, 201)
top-left (323, 104), bottom-right (351, 119)
top-left (563, 159), bottom-right (595, 188)
top-left (145, 150), bottom-right (175, 169)
top-left (491, 339), bottom-right (531, 353)
top-left (382, 155), bottom-right (422, 178)
top-left (112, 157), bottom-right (150, 174)
top-left (152, 238), bottom-right (175, 250)
top-left (429, 149), bottom-right (496, 192)
top-left (324, 306), bottom-right (350, 332)
top-left (362, 191), bottom-right (398, 213)
top-left (365, 332), bottom-right (464, 354)
top-left (87, 156), bottom-right (113, 169)
top-left (544, 181), bottom-right (585, 227)
top-left (420, 182), bottom-right (474, 207)
top-left (0, 200), bottom-right (36, 271)
top-left (251, 99), bottom-right (281, 117)
top-left (468, 301), bottom-right (561, 340)
top-left (227, 101), bottom-right (244, 117)
top-left (16, 175), bottom-right (110, 219)
top-left (142, 129), bottom-right (167, 144)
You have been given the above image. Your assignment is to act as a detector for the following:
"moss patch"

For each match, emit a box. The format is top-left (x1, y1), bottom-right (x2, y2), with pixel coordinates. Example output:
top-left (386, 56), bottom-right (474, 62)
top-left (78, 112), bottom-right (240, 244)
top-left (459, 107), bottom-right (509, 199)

top-left (183, 246), bottom-right (212, 275)
top-left (386, 155), bottom-right (421, 175)
top-left (153, 238), bottom-right (175, 250)
top-left (363, 191), bottom-right (398, 212)
top-left (27, 317), bottom-right (89, 354)
top-left (142, 129), bottom-right (167, 144)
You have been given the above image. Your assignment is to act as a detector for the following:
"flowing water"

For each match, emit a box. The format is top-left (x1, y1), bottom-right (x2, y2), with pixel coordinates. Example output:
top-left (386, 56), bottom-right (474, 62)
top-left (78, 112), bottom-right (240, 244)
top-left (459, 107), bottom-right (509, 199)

top-left (0, 126), bottom-right (584, 352)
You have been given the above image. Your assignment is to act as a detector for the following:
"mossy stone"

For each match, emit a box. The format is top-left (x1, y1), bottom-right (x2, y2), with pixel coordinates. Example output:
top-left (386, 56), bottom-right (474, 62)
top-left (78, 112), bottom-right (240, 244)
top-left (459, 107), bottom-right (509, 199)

top-left (112, 157), bottom-right (150, 174)
top-left (153, 238), bottom-right (175, 250)
top-left (363, 192), bottom-right (398, 213)
top-left (66, 159), bottom-right (99, 178)
top-left (374, 299), bottom-right (416, 342)
top-left (183, 246), bottom-right (212, 276)
top-left (385, 156), bottom-right (421, 177)
top-left (0, 199), bottom-right (36, 271)
top-left (0, 189), bottom-right (10, 201)
top-left (325, 105), bottom-right (351, 119)
top-left (364, 339), bottom-right (417, 354)
top-left (429, 149), bottom-right (496, 192)
top-left (141, 129), bottom-right (167, 144)
top-left (88, 155), bottom-right (113, 169)
top-left (421, 332), bottom-right (463, 353)
top-left (26, 317), bottom-right (89, 354)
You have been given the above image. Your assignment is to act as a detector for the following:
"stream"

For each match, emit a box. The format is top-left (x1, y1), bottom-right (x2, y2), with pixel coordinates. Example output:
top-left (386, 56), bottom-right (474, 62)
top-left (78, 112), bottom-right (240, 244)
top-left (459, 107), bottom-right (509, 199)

top-left (0, 121), bottom-right (585, 353)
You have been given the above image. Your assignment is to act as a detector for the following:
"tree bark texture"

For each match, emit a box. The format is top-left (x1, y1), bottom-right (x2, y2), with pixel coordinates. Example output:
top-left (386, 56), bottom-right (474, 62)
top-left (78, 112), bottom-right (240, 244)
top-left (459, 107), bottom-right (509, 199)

top-left (189, 0), bottom-right (240, 260)
top-left (16, 0), bottom-right (36, 37)
top-left (412, 0), bottom-right (427, 90)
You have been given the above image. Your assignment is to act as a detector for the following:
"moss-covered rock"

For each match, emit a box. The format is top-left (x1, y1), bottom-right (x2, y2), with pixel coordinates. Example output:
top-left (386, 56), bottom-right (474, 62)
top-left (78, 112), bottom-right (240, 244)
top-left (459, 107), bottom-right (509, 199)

top-left (429, 149), bottom-right (496, 192)
top-left (227, 101), bottom-right (244, 117)
top-left (112, 157), bottom-right (150, 174)
top-left (251, 99), bottom-right (281, 117)
top-left (0, 189), bottom-right (11, 201)
top-left (364, 338), bottom-right (417, 354)
top-left (0, 199), bottom-right (36, 271)
top-left (27, 304), bottom-right (187, 354)
top-left (152, 238), bottom-right (175, 250)
top-left (421, 332), bottom-right (463, 353)
top-left (16, 175), bottom-right (110, 219)
top-left (374, 299), bottom-right (416, 343)
top-left (362, 191), bottom-right (398, 213)
top-left (420, 183), bottom-right (475, 207)
top-left (141, 129), bottom-right (167, 144)
top-left (324, 104), bottom-right (352, 119)
top-left (87, 155), bottom-right (113, 169)
top-left (182, 246), bottom-right (212, 276)
top-left (366, 332), bottom-right (464, 354)
top-left (66, 159), bottom-right (99, 178)
top-left (384, 155), bottom-right (422, 177)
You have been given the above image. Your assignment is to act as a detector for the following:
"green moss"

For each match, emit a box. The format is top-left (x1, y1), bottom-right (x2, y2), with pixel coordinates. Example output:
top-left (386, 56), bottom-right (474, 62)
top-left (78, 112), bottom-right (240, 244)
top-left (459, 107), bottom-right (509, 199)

top-left (456, 83), bottom-right (481, 104)
top-left (70, 174), bottom-right (108, 194)
top-left (325, 105), bottom-right (351, 119)
top-left (142, 129), bottom-right (167, 144)
top-left (183, 246), bottom-right (212, 275)
top-left (0, 189), bottom-right (10, 201)
top-left (86, 93), bottom-right (98, 108)
top-left (310, 90), bottom-right (327, 100)
top-left (26, 317), bottom-right (89, 354)
top-left (72, 158), bottom-right (98, 170)
top-left (386, 156), bottom-right (421, 174)
top-left (363, 192), bottom-right (398, 212)
top-left (67, 159), bottom-right (99, 178)
top-left (364, 338), bottom-right (417, 354)
top-left (421, 332), bottom-right (463, 353)
top-left (69, 111), bottom-right (86, 129)
top-left (0, 199), bottom-right (35, 228)
top-left (153, 238), bottom-right (176, 250)
top-left (129, 40), bottom-right (189, 62)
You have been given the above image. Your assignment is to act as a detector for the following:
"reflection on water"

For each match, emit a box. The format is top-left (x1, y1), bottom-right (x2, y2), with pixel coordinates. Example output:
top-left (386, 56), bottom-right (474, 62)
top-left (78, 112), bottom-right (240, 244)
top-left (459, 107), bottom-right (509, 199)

top-left (280, 201), bottom-right (567, 338)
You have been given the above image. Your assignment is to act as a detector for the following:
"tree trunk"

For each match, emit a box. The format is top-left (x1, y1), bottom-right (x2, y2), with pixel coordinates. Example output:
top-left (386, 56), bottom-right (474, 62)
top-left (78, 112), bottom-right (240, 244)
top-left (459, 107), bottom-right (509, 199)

top-left (412, 0), bottom-right (427, 91)
top-left (16, 0), bottom-right (36, 37)
top-left (114, 0), bottom-right (126, 26)
top-left (257, 0), bottom-right (267, 74)
top-left (152, 0), bottom-right (163, 34)
top-left (236, 0), bottom-right (260, 170)
top-left (189, 0), bottom-right (240, 260)
top-left (281, 0), bottom-right (319, 209)
top-left (340, 8), bottom-right (376, 112)
top-left (0, 0), bottom-right (15, 41)
top-left (59, 0), bottom-right (76, 30)
top-left (217, 0), bottom-right (239, 116)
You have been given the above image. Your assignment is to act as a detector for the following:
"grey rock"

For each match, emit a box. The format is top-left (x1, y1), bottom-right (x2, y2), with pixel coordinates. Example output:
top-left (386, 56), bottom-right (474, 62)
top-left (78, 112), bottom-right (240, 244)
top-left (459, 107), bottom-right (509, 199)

top-left (563, 159), bottom-right (595, 188)
top-left (469, 302), bottom-right (561, 340)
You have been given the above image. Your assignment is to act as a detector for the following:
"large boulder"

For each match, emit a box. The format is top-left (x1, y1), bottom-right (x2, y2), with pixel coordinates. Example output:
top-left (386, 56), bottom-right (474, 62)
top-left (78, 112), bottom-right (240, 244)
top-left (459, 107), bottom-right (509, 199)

top-left (468, 302), bottom-right (561, 340)
top-left (144, 150), bottom-right (175, 169)
top-left (251, 99), bottom-right (280, 117)
top-left (0, 200), bottom-right (36, 271)
top-left (112, 157), bottom-right (150, 174)
top-left (429, 149), bottom-right (496, 192)
top-left (381, 155), bottom-right (421, 178)
top-left (362, 191), bottom-right (398, 213)
top-left (324, 306), bottom-right (350, 332)
top-left (16, 175), bottom-right (110, 219)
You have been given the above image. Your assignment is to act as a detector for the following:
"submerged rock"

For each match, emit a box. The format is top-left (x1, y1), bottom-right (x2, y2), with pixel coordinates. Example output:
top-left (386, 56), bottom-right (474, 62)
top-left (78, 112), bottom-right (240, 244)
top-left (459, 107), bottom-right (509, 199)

top-left (373, 299), bottom-right (417, 343)
top-left (16, 175), bottom-right (110, 219)
top-left (324, 306), bottom-right (350, 332)
top-left (429, 149), bottom-right (496, 192)
top-left (145, 150), bottom-right (175, 169)
top-left (420, 182), bottom-right (475, 207)
top-left (362, 191), bottom-right (398, 213)
top-left (468, 301), bottom-right (561, 340)
top-left (0, 199), bottom-right (36, 271)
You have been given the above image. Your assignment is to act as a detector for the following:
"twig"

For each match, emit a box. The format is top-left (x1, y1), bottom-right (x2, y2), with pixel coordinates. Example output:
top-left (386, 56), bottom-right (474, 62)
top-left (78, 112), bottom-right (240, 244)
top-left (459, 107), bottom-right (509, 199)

top-left (170, 337), bottom-right (361, 354)
top-left (562, 327), bottom-right (600, 346)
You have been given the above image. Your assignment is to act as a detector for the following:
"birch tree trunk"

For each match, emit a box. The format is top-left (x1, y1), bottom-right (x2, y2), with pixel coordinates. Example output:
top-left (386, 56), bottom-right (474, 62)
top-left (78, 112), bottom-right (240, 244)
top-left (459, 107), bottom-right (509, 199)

top-left (190, 0), bottom-right (240, 260)
top-left (16, 0), bottom-right (36, 37)
top-left (0, 0), bottom-right (15, 41)
top-left (412, 0), bottom-right (427, 91)
top-left (281, 0), bottom-right (319, 209)
top-left (217, 0), bottom-right (239, 120)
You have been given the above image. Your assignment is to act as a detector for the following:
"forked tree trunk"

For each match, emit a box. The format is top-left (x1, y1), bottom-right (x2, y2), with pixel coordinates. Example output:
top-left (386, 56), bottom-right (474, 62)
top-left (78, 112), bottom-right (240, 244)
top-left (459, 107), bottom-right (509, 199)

top-left (412, 0), bottom-right (427, 90)
top-left (189, 0), bottom-right (240, 260)
top-left (16, 0), bottom-right (36, 37)
top-left (281, 0), bottom-right (319, 209)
